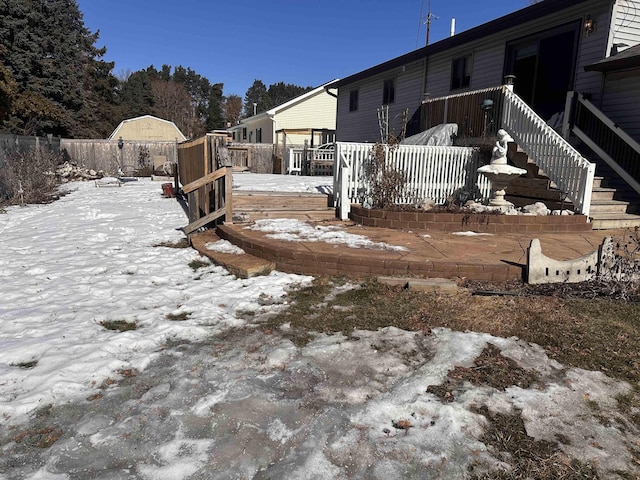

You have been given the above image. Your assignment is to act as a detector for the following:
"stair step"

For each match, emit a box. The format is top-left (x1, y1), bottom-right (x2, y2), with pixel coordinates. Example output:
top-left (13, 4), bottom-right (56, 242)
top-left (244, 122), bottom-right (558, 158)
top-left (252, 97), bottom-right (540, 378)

top-left (233, 209), bottom-right (336, 223)
top-left (233, 191), bottom-right (330, 210)
top-left (189, 230), bottom-right (275, 278)
top-left (588, 199), bottom-right (630, 214)
top-left (590, 187), bottom-right (617, 201)
top-left (589, 212), bottom-right (640, 230)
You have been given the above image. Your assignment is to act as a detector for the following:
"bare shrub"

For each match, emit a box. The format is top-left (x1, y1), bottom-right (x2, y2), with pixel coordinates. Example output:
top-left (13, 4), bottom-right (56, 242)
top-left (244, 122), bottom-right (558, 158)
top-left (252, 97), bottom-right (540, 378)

top-left (0, 148), bottom-right (62, 205)
top-left (363, 135), bottom-right (407, 209)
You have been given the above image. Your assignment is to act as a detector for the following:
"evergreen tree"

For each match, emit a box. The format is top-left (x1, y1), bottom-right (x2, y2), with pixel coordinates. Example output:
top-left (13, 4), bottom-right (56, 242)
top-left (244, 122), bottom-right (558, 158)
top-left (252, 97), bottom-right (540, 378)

top-left (267, 82), bottom-right (313, 108)
top-left (243, 79), bottom-right (269, 117)
top-left (0, 0), bottom-right (117, 137)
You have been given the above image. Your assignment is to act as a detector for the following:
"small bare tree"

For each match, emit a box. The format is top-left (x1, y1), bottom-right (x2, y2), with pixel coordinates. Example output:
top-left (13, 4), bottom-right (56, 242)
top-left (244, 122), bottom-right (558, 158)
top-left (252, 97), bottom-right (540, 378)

top-left (0, 148), bottom-right (61, 205)
top-left (364, 135), bottom-right (407, 209)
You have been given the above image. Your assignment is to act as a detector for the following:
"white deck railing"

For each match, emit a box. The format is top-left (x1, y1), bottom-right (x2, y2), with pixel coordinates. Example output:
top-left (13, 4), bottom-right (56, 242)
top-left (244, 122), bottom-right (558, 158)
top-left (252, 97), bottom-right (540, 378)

top-left (287, 146), bottom-right (336, 174)
top-left (333, 142), bottom-right (490, 220)
top-left (501, 87), bottom-right (595, 216)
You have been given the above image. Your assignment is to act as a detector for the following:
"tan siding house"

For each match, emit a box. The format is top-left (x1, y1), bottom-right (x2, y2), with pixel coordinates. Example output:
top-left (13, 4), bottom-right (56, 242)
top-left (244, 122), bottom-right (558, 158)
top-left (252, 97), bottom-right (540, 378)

top-left (229, 80), bottom-right (338, 149)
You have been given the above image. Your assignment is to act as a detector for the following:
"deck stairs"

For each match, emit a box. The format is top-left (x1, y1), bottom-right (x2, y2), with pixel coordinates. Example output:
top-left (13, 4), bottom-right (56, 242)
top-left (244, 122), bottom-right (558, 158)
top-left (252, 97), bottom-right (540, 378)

top-left (506, 143), bottom-right (640, 230)
top-left (231, 190), bottom-right (336, 223)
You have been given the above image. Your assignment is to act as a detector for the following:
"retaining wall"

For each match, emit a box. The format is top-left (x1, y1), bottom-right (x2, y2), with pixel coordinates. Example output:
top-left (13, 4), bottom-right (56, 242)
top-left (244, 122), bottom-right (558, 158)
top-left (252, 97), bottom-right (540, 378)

top-left (349, 206), bottom-right (592, 233)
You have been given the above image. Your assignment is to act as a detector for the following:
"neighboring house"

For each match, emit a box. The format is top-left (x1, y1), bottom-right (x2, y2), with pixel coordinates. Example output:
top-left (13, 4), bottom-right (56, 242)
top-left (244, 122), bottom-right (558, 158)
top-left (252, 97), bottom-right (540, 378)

top-left (108, 115), bottom-right (187, 142)
top-left (229, 80), bottom-right (339, 151)
top-left (336, 0), bottom-right (640, 143)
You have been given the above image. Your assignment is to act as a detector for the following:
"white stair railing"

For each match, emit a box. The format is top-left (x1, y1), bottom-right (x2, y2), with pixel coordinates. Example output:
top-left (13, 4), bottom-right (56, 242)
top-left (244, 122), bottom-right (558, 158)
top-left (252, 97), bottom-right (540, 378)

top-left (501, 87), bottom-right (595, 216)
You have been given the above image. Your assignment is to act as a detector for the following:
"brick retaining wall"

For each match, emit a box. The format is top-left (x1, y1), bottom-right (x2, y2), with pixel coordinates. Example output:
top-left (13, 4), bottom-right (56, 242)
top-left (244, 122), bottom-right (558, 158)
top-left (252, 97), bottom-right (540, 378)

top-left (349, 206), bottom-right (592, 233)
top-left (216, 225), bottom-right (522, 281)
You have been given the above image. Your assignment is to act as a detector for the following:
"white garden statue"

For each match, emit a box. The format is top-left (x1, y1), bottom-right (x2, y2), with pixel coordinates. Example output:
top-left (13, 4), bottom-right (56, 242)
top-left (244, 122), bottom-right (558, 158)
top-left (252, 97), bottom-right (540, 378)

top-left (477, 129), bottom-right (527, 209)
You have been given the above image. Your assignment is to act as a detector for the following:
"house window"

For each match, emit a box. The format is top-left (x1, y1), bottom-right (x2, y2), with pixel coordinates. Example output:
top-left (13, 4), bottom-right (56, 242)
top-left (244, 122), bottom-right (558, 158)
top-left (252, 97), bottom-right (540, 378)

top-left (242, 127), bottom-right (247, 140)
top-left (256, 128), bottom-right (262, 143)
top-left (451, 55), bottom-right (472, 90)
top-left (382, 79), bottom-right (395, 104)
top-left (349, 90), bottom-right (359, 111)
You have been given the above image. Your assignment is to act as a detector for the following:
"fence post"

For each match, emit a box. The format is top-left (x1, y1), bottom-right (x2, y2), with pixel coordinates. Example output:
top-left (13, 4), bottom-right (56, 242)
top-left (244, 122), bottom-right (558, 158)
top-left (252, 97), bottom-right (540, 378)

top-left (562, 91), bottom-right (575, 139)
top-left (224, 167), bottom-right (233, 224)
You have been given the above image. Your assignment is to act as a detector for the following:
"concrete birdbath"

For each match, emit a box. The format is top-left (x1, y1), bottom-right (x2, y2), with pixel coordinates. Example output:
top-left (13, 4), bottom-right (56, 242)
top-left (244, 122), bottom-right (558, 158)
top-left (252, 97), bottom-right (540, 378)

top-left (477, 129), bottom-right (527, 210)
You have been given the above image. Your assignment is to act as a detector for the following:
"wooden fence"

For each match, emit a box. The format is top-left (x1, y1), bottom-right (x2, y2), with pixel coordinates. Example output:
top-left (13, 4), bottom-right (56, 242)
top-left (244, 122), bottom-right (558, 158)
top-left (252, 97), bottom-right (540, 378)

top-left (421, 86), bottom-right (505, 139)
top-left (61, 139), bottom-right (179, 175)
top-left (0, 134), bottom-right (61, 163)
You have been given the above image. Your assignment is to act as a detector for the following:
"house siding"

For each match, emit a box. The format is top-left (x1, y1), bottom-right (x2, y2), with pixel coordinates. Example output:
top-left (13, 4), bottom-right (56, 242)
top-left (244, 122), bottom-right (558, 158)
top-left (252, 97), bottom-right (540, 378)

top-left (275, 91), bottom-right (337, 146)
top-left (609, 0), bottom-right (640, 52)
top-left (337, 0), bottom-right (621, 142)
top-left (337, 60), bottom-right (424, 142)
top-left (600, 71), bottom-right (640, 141)
top-left (229, 88), bottom-right (337, 148)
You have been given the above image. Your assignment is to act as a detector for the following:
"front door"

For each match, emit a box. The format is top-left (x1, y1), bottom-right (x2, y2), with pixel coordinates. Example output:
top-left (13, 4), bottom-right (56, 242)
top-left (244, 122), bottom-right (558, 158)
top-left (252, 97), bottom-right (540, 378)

top-left (505, 21), bottom-right (581, 121)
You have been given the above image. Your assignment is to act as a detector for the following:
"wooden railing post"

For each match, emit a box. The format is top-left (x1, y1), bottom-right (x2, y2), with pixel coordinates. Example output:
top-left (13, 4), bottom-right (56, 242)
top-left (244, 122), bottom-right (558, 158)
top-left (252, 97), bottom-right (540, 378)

top-left (224, 167), bottom-right (233, 224)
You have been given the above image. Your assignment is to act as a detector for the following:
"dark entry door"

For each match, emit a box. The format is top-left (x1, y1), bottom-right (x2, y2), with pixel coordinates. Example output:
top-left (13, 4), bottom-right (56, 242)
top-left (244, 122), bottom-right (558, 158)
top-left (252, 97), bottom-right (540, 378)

top-left (506, 21), bottom-right (580, 121)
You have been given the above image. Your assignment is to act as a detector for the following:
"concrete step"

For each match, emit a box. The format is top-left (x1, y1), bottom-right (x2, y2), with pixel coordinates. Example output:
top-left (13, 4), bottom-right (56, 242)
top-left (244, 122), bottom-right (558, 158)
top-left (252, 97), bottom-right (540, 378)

top-left (589, 212), bottom-right (640, 230)
top-left (590, 186), bottom-right (618, 201)
top-left (588, 199), bottom-right (631, 214)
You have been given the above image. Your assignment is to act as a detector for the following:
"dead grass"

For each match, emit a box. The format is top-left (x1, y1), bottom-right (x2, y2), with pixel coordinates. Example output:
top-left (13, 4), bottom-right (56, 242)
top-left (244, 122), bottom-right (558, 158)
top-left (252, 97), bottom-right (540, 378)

top-left (154, 238), bottom-right (190, 249)
top-left (166, 311), bottom-right (191, 321)
top-left (262, 276), bottom-right (640, 479)
top-left (99, 320), bottom-right (138, 332)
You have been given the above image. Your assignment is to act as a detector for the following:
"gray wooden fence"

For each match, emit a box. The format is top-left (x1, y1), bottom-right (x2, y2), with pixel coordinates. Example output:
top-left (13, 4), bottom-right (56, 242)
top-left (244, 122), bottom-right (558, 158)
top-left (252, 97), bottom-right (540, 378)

top-left (60, 139), bottom-right (179, 175)
top-left (0, 134), bottom-right (61, 162)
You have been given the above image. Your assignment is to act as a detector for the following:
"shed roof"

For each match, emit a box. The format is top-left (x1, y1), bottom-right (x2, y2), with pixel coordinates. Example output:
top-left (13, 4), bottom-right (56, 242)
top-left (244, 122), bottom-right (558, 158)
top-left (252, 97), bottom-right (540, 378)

top-left (108, 115), bottom-right (187, 141)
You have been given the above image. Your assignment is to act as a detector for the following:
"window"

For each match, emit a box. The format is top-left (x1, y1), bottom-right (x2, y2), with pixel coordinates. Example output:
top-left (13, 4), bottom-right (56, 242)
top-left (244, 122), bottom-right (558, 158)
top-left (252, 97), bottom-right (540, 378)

top-left (382, 79), bottom-right (395, 104)
top-left (349, 90), bottom-right (359, 111)
top-left (256, 128), bottom-right (262, 143)
top-left (451, 55), bottom-right (472, 90)
top-left (242, 127), bottom-right (247, 140)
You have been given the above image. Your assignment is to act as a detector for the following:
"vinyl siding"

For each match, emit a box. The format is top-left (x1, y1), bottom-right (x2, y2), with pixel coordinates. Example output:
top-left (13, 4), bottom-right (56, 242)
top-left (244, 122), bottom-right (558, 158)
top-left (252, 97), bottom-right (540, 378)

top-left (337, 0), bottom-right (623, 141)
top-left (337, 60), bottom-right (424, 142)
top-left (610, 0), bottom-right (640, 51)
top-left (229, 90), bottom-right (337, 146)
top-left (600, 71), bottom-right (640, 142)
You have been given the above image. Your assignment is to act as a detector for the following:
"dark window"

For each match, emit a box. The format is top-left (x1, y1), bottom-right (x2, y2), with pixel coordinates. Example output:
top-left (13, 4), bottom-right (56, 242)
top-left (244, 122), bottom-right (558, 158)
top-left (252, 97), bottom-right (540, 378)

top-left (451, 55), bottom-right (472, 90)
top-left (349, 90), bottom-right (359, 111)
top-left (256, 128), bottom-right (262, 143)
top-left (242, 127), bottom-right (247, 140)
top-left (382, 79), bottom-right (395, 104)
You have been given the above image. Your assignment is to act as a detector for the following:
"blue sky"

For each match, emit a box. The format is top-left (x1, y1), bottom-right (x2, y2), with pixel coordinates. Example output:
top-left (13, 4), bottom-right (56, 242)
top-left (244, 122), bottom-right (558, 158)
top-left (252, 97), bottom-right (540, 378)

top-left (76, 1), bottom-right (531, 98)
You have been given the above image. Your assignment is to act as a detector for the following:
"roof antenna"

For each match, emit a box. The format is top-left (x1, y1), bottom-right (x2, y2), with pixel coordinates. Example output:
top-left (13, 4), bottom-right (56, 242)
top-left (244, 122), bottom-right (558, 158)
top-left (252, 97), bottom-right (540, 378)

top-left (425, 0), bottom-right (439, 45)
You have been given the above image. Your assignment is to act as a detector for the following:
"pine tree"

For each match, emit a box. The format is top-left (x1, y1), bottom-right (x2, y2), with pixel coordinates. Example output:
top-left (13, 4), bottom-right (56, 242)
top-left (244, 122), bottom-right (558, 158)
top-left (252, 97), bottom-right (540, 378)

top-left (0, 0), bottom-right (117, 137)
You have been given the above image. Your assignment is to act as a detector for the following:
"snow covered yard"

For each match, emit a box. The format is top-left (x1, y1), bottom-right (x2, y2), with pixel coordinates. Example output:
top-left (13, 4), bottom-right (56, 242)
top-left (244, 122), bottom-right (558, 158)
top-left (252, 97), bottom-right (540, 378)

top-left (0, 175), bottom-right (639, 479)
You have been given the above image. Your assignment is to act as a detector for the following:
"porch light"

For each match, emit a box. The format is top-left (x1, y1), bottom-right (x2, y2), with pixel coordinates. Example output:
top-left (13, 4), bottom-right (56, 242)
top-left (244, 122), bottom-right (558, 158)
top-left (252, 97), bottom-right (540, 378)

top-left (584, 16), bottom-right (595, 35)
top-left (503, 75), bottom-right (516, 87)
top-left (117, 136), bottom-right (124, 149)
